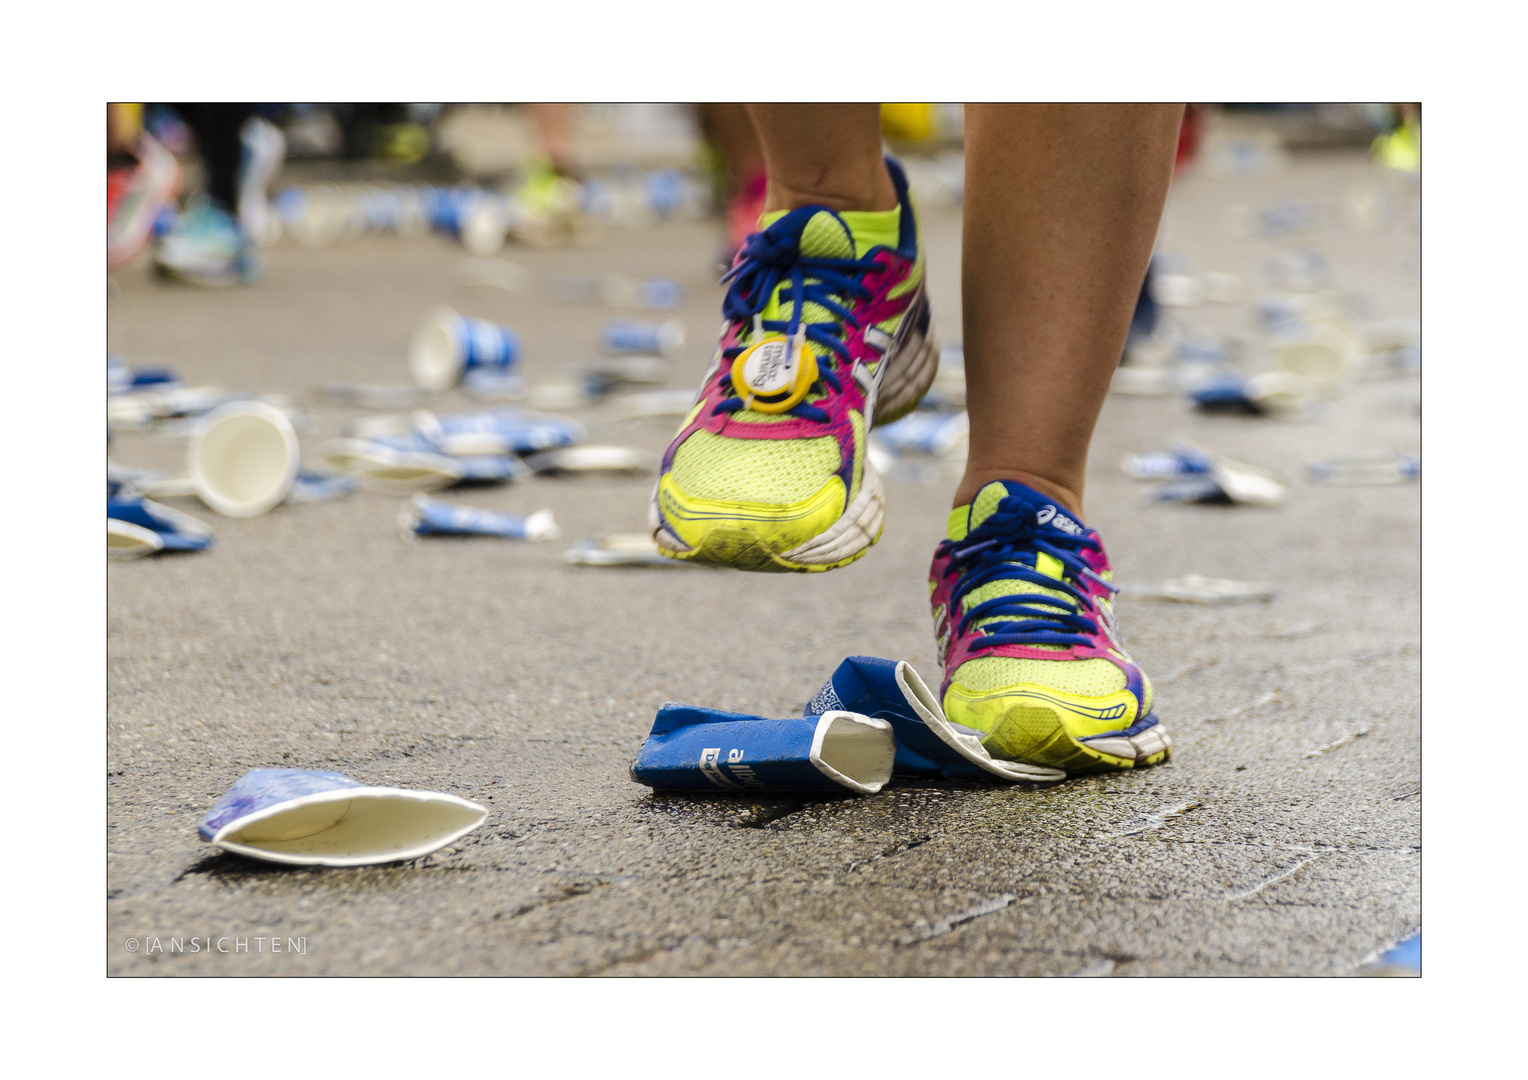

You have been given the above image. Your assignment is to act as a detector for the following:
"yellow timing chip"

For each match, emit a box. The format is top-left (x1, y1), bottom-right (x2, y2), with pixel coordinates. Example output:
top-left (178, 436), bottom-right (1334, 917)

top-left (730, 335), bottom-right (819, 414)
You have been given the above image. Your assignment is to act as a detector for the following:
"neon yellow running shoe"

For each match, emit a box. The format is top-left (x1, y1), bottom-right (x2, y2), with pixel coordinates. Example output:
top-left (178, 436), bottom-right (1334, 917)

top-left (928, 480), bottom-right (1172, 776)
top-left (650, 156), bottom-right (938, 572)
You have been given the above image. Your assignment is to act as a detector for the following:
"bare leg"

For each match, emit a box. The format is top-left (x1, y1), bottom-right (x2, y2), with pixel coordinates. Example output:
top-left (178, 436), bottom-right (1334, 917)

top-left (957, 103), bottom-right (1183, 519)
top-left (745, 104), bottom-right (896, 213)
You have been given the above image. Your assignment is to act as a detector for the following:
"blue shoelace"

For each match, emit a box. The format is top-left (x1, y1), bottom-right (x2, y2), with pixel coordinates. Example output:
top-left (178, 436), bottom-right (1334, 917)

top-left (936, 502), bottom-right (1119, 651)
top-left (713, 207), bottom-right (881, 423)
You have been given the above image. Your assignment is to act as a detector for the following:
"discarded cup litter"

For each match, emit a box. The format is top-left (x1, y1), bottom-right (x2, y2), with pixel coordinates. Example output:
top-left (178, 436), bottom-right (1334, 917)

top-left (630, 705), bottom-right (895, 795)
top-left (409, 307), bottom-right (520, 392)
top-left (399, 494), bottom-right (559, 541)
top-left (107, 495), bottom-right (214, 556)
top-left (603, 319), bottom-right (685, 356)
top-left (188, 400), bottom-right (302, 518)
top-left (1123, 575), bottom-right (1277, 604)
top-left (198, 768), bottom-right (487, 867)
top-left (1308, 451), bottom-right (1419, 485)
top-left (564, 533), bottom-right (689, 568)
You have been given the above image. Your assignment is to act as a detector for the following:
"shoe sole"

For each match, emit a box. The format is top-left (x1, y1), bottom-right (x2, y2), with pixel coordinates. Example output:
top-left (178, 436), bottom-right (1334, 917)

top-left (650, 292), bottom-right (937, 573)
top-left (651, 460), bottom-right (886, 573)
top-left (979, 702), bottom-right (1172, 774)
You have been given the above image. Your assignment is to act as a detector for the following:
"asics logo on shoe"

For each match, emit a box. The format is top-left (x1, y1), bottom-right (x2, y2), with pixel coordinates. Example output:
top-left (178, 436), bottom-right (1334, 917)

top-left (1037, 504), bottom-right (1083, 535)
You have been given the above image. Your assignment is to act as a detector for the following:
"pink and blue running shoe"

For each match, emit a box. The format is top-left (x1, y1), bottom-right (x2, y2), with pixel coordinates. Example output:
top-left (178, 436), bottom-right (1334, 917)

top-left (929, 480), bottom-right (1172, 775)
top-left (650, 156), bottom-right (938, 572)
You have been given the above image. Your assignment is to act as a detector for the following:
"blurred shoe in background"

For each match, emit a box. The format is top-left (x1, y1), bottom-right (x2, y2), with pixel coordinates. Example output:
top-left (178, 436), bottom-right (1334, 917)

top-left (155, 194), bottom-right (261, 286)
top-left (108, 132), bottom-right (182, 269)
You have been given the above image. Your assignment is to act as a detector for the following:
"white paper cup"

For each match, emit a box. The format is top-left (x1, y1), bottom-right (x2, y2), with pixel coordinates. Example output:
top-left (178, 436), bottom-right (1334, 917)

top-left (409, 307), bottom-right (520, 392)
top-left (189, 401), bottom-right (301, 517)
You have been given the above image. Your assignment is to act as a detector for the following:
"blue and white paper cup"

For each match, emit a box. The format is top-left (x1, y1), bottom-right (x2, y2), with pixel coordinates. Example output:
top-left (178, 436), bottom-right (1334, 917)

top-left (630, 705), bottom-right (894, 795)
top-left (413, 408), bottom-right (585, 456)
top-left (410, 307), bottom-right (522, 392)
top-left (399, 494), bottom-right (559, 541)
top-left (807, 657), bottom-right (1065, 783)
top-left (198, 768), bottom-right (487, 867)
top-left (188, 401), bottom-right (301, 518)
top-left (107, 494), bottom-right (214, 553)
top-left (603, 319), bottom-right (685, 357)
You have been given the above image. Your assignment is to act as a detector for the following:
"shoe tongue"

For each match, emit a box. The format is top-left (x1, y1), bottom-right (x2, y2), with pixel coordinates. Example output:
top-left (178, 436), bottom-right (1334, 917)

top-left (949, 480), bottom-right (1090, 550)
top-left (798, 210), bottom-right (856, 259)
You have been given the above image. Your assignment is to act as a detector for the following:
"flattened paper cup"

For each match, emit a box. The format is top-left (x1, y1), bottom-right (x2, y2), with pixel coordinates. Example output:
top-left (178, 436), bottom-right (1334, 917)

top-left (189, 401), bottom-right (301, 517)
top-left (315, 439), bottom-right (465, 494)
top-left (409, 307), bottom-right (521, 392)
top-left (807, 656), bottom-right (1064, 783)
top-left (108, 518), bottom-right (164, 560)
top-left (107, 495), bottom-right (214, 553)
top-left (630, 706), bottom-right (894, 795)
top-left (398, 495), bottom-right (559, 541)
top-left (198, 768), bottom-right (487, 867)
top-left (564, 533), bottom-right (692, 568)
top-left (603, 319), bottom-right (685, 356)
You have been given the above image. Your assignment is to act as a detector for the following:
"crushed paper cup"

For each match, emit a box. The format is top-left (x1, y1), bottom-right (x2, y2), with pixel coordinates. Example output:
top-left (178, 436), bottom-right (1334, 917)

top-left (399, 494), bottom-right (559, 541)
top-left (1123, 575), bottom-right (1277, 605)
top-left (316, 383), bottom-right (428, 409)
top-left (872, 411), bottom-right (969, 456)
top-left (603, 319), bottom-right (685, 356)
top-left (461, 369), bottom-right (526, 401)
top-left (1308, 450), bottom-right (1420, 485)
top-left (287, 470), bottom-right (359, 503)
top-left (108, 519), bottom-right (165, 560)
top-left (524, 445), bottom-right (654, 476)
top-left (630, 706), bottom-right (895, 795)
top-left (409, 307), bottom-right (520, 392)
top-left (189, 401), bottom-right (301, 518)
top-left (808, 657), bottom-right (1066, 782)
top-left (316, 439), bottom-right (465, 493)
top-left (610, 389), bottom-right (700, 420)
top-left (1273, 322), bottom-right (1359, 382)
top-left (1151, 457), bottom-right (1289, 508)
top-left (564, 533), bottom-right (691, 567)
top-left (198, 768), bottom-right (487, 867)
top-left (107, 495), bottom-right (214, 553)
top-left (1122, 443), bottom-right (1214, 480)
top-left (107, 461), bottom-right (197, 499)
top-left (413, 408), bottom-right (585, 456)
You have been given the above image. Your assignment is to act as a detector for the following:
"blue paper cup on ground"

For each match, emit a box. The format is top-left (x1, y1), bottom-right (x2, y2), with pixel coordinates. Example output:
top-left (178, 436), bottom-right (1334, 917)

top-left (603, 319), bottom-right (685, 357)
top-left (107, 494), bottom-right (214, 555)
top-left (398, 494), bottom-right (559, 541)
top-left (630, 705), bottom-right (894, 795)
top-left (807, 657), bottom-right (1065, 783)
top-left (108, 518), bottom-right (164, 560)
top-left (198, 768), bottom-right (487, 867)
top-left (410, 307), bottom-right (521, 392)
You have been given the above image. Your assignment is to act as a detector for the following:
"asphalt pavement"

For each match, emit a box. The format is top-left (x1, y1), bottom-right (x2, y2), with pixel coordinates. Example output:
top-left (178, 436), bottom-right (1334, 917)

top-left (107, 141), bottom-right (1420, 976)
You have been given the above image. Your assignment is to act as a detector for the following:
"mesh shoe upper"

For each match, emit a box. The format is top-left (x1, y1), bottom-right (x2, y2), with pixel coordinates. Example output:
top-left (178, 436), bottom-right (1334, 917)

top-left (655, 157), bottom-right (928, 563)
top-left (929, 481), bottom-right (1155, 738)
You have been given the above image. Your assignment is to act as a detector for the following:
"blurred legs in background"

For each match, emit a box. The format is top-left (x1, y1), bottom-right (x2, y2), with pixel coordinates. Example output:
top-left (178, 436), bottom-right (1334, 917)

top-left (108, 104), bottom-right (182, 270)
top-left (698, 103), bottom-right (767, 263)
top-left (153, 104), bottom-right (285, 286)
